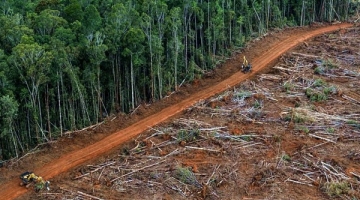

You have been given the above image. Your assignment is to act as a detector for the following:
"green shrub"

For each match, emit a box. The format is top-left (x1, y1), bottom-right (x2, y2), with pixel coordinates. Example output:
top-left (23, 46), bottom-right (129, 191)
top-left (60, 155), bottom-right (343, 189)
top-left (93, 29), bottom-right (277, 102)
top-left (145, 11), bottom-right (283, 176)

top-left (177, 129), bottom-right (200, 142)
top-left (323, 59), bottom-right (338, 69)
top-left (347, 120), bottom-right (360, 130)
top-left (323, 86), bottom-right (337, 95)
top-left (283, 82), bottom-right (294, 92)
top-left (174, 166), bottom-right (200, 187)
top-left (293, 112), bottom-right (308, 123)
top-left (314, 66), bottom-right (325, 74)
top-left (235, 91), bottom-right (252, 99)
top-left (297, 126), bottom-right (309, 134)
top-left (314, 59), bottom-right (338, 75)
top-left (282, 154), bottom-right (291, 162)
top-left (323, 181), bottom-right (350, 197)
top-left (305, 88), bottom-right (327, 102)
top-left (326, 127), bottom-right (335, 133)
top-left (253, 100), bottom-right (262, 109)
top-left (313, 79), bottom-right (326, 87)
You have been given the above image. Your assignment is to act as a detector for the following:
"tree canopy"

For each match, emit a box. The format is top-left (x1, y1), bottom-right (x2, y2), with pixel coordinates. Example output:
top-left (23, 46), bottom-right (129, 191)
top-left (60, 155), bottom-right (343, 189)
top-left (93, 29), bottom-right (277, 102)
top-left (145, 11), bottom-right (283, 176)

top-left (0, 0), bottom-right (357, 161)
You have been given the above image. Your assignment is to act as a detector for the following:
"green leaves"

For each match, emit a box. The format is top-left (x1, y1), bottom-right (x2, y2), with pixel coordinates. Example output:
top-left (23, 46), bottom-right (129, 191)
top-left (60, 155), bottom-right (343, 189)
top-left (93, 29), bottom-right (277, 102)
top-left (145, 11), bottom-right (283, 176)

top-left (0, 0), bottom-right (355, 160)
top-left (0, 14), bottom-right (34, 49)
top-left (0, 95), bottom-right (18, 122)
top-left (86, 31), bottom-right (108, 66)
top-left (0, 95), bottom-right (18, 138)
top-left (33, 9), bottom-right (66, 36)
top-left (82, 5), bottom-right (102, 35)
top-left (63, 1), bottom-right (83, 23)
top-left (11, 35), bottom-right (53, 89)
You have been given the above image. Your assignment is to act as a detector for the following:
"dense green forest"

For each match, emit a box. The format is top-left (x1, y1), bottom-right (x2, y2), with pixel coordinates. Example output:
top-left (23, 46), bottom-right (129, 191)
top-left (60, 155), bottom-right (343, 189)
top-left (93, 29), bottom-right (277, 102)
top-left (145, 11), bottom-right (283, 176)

top-left (0, 0), bottom-right (358, 161)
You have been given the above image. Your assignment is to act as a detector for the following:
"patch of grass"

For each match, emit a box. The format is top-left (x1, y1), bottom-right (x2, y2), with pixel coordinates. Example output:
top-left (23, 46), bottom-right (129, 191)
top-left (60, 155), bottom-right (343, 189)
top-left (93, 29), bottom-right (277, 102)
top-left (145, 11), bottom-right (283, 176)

top-left (297, 126), bottom-right (310, 134)
top-left (177, 129), bottom-right (200, 142)
top-left (323, 181), bottom-right (350, 197)
top-left (235, 90), bottom-right (252, 99)
top-left (323, 59), bottom-right (338, 69)
top-left (347, 120), bottom-right (360, 130)
top-left (284, 113), bottom-right (307, 123)
top-left (282, 154), bottom-right (291, 162)
top-left (314, 66), bottom-right (325, 74)
top-left (326, 127), bottom-right (335, 133)
top-left (284, 114), bottom-right (292, 122)
top-left (283, 82), bottom-right (294, 92)
top-left (313, 79), bottom-right (326, 87)
top-left (323, 86), bottom-right (337, 95)
top-left (285, 108), bottom-right (314, 124)
top-left (253, 100), bottom-right (262, 109)
top-left (293, 112), bottom-right (308, 123)
top-left (174, 166), bottom-right (200, 187)
top-left (240, 135), bottom-right (252, 141)
top-left (314, 59), bottom-right (338, 75)
top-left (305, 88), bottom-right (328, 102)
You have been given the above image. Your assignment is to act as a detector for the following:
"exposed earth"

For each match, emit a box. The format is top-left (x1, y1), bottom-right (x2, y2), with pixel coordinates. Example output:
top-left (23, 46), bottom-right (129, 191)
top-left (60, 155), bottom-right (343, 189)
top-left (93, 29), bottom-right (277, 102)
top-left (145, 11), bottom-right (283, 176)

top-left (0, 23), bottom-right (359, 200)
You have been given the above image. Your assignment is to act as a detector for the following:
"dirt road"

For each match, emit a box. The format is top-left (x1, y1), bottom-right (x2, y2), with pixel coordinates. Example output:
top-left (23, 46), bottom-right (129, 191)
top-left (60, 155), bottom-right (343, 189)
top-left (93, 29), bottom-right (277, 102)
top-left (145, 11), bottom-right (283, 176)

top-left (0, 23), bottom-right (352, 200)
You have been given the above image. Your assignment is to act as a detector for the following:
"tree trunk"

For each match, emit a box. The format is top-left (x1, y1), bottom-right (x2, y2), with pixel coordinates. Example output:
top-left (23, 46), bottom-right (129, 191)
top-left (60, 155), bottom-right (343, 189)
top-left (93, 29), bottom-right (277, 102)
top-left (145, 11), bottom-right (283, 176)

top-left (46, 84), bottom-right (51, 140)
top-left (57, 71), bottom-right (63, 136)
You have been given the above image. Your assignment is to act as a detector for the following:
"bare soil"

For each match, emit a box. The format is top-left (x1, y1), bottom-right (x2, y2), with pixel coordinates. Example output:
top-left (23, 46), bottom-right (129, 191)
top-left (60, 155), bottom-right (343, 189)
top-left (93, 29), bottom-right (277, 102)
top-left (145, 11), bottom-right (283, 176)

top-left (0, 23), bottom-right (357, 200)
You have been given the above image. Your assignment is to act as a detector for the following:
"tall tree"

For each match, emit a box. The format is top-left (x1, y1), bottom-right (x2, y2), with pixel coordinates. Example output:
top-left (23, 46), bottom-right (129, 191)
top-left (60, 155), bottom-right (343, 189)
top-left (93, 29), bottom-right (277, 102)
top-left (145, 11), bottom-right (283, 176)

top-left (10, 35), bottom-right (53, 142)
top-left (82, 5), bottom-right (102, 36)
top-left (104, 2), bottom-right (132, 111)
top-left (33, 9), bottom-right (66, 37)
top-left (63, 0), bottom-right (84, 23)
top-left (85, 31), bottom-right (108, 121)
top-left (123, 27), bottom-right (145, 110)
top-left (0, 95), bottom-right (19, 159)
top-left (0, 13), bottom-right (34, 52)
top-left (166, 7), bottom-right (182, 91)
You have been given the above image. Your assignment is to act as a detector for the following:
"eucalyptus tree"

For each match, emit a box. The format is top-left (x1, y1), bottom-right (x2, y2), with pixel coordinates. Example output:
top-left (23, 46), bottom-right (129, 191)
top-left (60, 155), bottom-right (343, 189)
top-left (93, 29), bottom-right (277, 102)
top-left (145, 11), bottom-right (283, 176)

top-left (225, 0), bottom-right (235, 46)
top-left (63, 0), bottom-right (84, 23)
top-left (153, 0), bottom-right (167, 99)
top-left (211, 0), bottom-right (226, 56)
top-left (0, 0), bottom-right (13, 15)
top-left (189, 1), bottom-right (205, 72)
top-left (251, 0), bottom-right (265, 35)
top-left (123, 27), bottom-right (145, 110)
top-left (31, 9), bottom-right (67, 45)
top-left (104, 2), bottom-right (133, 111)
top-left (8, 0), bottom-right (36, 15)
top-left (0, 13), bottom-right (34, 53)
top-left (0, 0), bottom-right (356, 161)
top-left (141, 0), bottom-right (167, 99)
top-left (141, 11), bottom-right (155, 99)
top-left (50, 27), bottom-right (82, 135)
top-left (35, 0), bottom-right (62, 12)
top-left (0, 50), bottom-right (19, 159)
top-left (82, 5), bottom-right (102, 36)
top-left (85, 31), bottom-right (108, 122)
top-left (10, 35), bottom-right (53, 142)
top-left (0, 95), bottom-right (19, 159)
top-left (166, 7), bottom-right (183, 91)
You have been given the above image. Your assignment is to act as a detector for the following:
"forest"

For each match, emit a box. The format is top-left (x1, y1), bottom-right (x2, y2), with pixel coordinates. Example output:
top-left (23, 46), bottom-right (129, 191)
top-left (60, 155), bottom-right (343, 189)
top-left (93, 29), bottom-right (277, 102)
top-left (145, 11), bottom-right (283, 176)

top-left (0, 0), bottom-right (357, 161)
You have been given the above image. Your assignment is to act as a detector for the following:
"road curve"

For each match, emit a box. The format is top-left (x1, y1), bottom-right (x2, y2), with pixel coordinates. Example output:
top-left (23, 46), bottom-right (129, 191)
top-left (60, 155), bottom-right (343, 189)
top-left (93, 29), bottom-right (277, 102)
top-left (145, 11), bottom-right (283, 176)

top-left (1, 23), bottom-right (352, 200)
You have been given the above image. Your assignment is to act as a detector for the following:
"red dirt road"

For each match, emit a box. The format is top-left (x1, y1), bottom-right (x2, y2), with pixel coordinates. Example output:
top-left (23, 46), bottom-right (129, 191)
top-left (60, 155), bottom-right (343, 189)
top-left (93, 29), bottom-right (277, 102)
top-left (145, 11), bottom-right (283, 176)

top-left (0, 23), bottom-right (352, 200)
